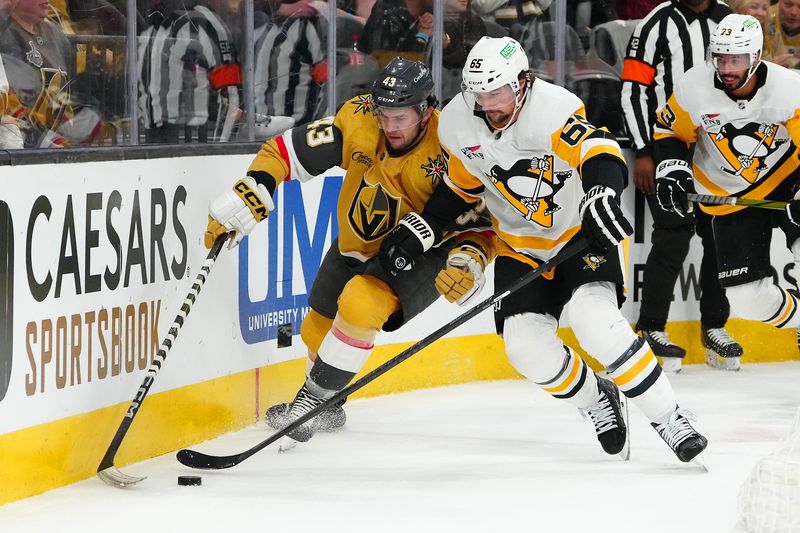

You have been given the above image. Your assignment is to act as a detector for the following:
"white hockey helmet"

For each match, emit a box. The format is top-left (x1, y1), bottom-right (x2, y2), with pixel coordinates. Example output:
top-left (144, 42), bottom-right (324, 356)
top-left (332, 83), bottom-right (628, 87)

top-left (462, 36), bottom-right (529, 93)
top-left (461, 36), bottom-right (530, 131)
top-left (708, 14), bottom-right (763, 89)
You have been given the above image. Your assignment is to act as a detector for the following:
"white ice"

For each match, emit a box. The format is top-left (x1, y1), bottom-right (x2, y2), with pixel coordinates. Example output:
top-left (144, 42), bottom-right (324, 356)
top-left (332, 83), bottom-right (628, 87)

top-left (3, 363), bottom-right (800, 533)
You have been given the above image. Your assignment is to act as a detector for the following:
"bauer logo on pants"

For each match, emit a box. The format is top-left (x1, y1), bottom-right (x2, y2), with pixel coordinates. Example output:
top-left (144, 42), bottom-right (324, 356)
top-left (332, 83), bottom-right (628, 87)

top-left (0, 201), bottom-right (13, 403)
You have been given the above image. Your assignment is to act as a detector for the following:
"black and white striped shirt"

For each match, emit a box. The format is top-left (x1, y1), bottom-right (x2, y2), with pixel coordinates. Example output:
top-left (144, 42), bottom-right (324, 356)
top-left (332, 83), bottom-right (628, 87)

top-left (138, 5), bottom-right (242, 141)
top-left (620, 0), bottom-right (730, 155)
top-left (254, 16), bottom-right (326, 127)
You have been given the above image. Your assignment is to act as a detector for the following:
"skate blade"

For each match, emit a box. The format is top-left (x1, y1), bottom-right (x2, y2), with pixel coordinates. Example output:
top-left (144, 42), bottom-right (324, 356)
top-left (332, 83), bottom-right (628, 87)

top-left (691, 456), bottom-right (709, 472)
top-left (618, 394), bottom-right (631, 461)
top-left (704, 351), bottom-right (741, 371)
top-left (278, 436), bottom-right (299, 453)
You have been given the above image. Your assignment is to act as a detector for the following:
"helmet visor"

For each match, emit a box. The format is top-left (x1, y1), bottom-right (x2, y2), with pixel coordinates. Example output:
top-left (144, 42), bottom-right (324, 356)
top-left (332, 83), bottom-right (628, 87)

top-left (460, 82), bottom-right (517, 112)
top-left (372, 105), bottom-right (425, 133)
top-left (709, 52), bottom-right (753, 74)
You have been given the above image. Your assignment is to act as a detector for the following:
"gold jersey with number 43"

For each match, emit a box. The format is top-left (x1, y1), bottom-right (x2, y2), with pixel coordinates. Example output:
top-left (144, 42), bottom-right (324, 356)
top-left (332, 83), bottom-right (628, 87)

top-left (247, 95), bottom-right (483, 262)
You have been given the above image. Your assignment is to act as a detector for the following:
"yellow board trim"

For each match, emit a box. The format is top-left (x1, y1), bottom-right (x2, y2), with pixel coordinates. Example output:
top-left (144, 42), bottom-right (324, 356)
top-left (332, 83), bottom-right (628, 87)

top-left (1, 318), bottom-right (798, 505)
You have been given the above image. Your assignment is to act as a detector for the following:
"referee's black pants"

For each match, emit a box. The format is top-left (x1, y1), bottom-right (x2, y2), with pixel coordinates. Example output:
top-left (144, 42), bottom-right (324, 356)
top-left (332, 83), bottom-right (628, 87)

top-left (635, 194), bottom-right (730, 332)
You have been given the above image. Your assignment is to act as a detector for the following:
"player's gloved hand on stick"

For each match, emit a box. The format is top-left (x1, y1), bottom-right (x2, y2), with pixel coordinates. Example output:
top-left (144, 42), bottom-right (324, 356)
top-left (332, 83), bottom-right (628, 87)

top-left (655, 159), bottom-right (694, 217)
top-left (786, 189), bottom-right (800, 226)
top-left (435, 241), bottom-right (488, 306)
top-left (578, 185), bottom-right (633, 252)
top-left (205, 177), bottom-right (274, 249)
top-left (379, 212), bottom-right (440, 276)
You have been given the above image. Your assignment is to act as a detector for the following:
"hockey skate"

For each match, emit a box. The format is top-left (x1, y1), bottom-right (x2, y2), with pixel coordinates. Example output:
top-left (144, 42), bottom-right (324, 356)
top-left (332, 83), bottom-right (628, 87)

top-left (580, 377), bottom-right (630, 459)
top-left (701, 327), bottom-right (743, 371)
top-left (641, 330), bottom-right (685, 373)
top-left (266, 398), bottom-right (347, 433)
top-left (278, 385), bottom-right (327, 452)
top-left (652, 407), bottom-right (708, 466)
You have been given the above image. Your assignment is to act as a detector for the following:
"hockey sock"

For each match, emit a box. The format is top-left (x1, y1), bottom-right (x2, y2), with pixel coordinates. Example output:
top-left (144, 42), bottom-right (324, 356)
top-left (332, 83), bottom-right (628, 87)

top-left (727, 277), bottom-right (800, 329)
top-left (605, 336), bottom-right (677, 423)
top-left (535, 347), bottom-right (601, 409)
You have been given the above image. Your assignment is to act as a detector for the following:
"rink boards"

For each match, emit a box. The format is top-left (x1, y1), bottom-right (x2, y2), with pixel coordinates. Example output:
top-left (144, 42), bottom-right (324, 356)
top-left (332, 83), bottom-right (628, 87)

top-left (0, 151), bottom-right (798, 505)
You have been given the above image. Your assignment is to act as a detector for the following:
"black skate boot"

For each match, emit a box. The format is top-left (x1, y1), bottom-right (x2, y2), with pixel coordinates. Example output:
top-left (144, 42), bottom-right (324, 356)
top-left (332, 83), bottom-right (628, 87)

top-left (581, 377), bottom-right (629, 458)
top-left (641, 330), bottom-right (686, 373)
top-left (266, 397), bottom-right (347, 432)
top-left (278, 385), bottom-right (327, 450)
top-left (701, 327), bottom-right (743, 371)
top-left (652, 407), bottom-right (708, 463)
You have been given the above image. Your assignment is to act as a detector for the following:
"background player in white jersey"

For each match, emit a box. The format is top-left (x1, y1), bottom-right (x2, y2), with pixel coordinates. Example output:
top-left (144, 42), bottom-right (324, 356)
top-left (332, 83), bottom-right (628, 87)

top-left (380, 36), bottom-right (708, 464)
top-left (656, 14), bottom-right (800, 367)
top-left (204, 58), bottom-right (494, 447)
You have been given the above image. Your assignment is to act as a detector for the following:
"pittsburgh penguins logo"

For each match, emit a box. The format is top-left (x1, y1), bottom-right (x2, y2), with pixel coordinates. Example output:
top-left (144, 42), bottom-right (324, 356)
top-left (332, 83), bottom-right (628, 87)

top-left (486, 155), bottom-right (571, 227)
top-left (708, 122), bottom-right (787, 184)
top-left (348, 177), bottom-right (400, 241)
top-left (582, 253), bottom-right (606, 271)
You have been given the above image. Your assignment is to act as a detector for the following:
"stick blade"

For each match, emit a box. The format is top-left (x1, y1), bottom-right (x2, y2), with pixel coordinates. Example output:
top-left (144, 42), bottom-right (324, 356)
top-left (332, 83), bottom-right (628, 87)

top-left (97, 466), bottom-right (146, 488)
top-left (176, 448), bottom-right (240, 470)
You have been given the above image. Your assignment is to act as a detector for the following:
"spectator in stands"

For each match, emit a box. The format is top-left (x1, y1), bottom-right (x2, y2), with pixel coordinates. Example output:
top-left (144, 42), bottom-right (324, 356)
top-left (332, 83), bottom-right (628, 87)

top-left (0, 0), bottom-right (109, 147)
top-left (767, 0), bottom-right (800, 68)
top-left (0, 53), bottom-right (23, 150)
top-left (618, 0), bottom-right (661, 20)
top-left (252, 0), bottom-right (326, 129)
top-left (621, 0), bottom-right (742, 373)
top-left (138, 0), bottom-right (243, 143)
top-left (440, 0), bottom-right (490, 100)
top-left (488, 0), bottom-right (550, 30)
top-left (358, 0), bottom-right (434, 65)
top-left (729, 0), bottom-right (773, 59)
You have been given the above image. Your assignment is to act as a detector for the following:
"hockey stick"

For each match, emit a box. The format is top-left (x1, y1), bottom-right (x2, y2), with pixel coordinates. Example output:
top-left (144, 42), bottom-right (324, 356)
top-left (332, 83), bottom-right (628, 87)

top-left (97, 233), bottom-right (228, 488)
top-left (686, 193), bottom-right (787, 210)
top-left (176, 237), bottom-right (591, 470)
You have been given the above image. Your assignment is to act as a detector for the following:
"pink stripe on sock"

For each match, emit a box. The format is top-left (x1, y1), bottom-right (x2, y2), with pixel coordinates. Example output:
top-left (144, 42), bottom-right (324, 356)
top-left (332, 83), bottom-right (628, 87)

top-left (331, 325), bottom-right (374, 350)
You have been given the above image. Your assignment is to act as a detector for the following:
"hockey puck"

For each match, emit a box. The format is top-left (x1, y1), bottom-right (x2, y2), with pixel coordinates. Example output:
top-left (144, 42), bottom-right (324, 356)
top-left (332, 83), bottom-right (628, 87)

top-left (177, 475), bottom-right (202, 486)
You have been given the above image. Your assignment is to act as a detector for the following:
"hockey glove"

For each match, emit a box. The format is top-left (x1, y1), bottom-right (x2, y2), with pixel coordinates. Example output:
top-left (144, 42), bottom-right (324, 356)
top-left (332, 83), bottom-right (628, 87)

top-left (786, 188), bottom-right (800, 226)
top-left (655, 159), bottom-right (694, 217)
top-left (206, 177), bottom-right (274, 249)
top-left (578, 185), bottom-right (633, 252)
top-left (435, 241), bottom-right (488, 306)
top-left (379, 212), bottom-right (441, 276)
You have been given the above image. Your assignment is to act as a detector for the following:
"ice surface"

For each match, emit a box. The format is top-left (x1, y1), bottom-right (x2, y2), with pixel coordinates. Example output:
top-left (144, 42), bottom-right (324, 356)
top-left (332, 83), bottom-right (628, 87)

top-left (3, 363), bottom-right (800, 533)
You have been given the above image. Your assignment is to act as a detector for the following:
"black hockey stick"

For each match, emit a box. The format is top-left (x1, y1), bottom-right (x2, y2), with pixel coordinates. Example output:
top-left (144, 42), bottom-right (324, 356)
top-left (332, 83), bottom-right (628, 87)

top-left (176, 237), bottom-right (590, 470)
top-left (686, 193), bottom-right (787, 211)
top-left (97, 233), bottom-right (228, 488)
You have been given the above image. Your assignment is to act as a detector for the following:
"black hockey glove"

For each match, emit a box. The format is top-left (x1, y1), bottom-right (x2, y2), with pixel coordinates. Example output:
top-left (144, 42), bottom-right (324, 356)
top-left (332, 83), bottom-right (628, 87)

top-left (655, 159), bottom-right (694, 217)
top-left (578, 185), bottom-right (633, 252)
top-left (379, 212), bottom-right (441, 276)
top-left (787, 201), bottom-right (800, 226)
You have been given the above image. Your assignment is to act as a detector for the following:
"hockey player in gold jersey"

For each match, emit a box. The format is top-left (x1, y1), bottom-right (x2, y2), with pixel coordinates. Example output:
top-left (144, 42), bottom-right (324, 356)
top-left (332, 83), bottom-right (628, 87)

top-left (380, 36), bottom-right (708, 464)
top-left (205, 57), bottom-right (494, 446)
top-left (656, 14), bottom-right (800, 368)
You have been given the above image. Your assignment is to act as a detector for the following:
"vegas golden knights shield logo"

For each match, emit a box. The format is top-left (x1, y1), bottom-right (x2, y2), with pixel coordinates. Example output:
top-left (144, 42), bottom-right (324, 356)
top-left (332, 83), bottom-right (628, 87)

top-left (487, 155), bottom-right (570, 228)
top-left (348, 178), bottom-right (400, 241)
top-left (708, 122), bottom-right (786, 184)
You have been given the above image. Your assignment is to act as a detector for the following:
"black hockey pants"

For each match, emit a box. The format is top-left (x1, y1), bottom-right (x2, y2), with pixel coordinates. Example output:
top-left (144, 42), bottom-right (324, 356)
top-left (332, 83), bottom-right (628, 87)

top-left (635, 194), bottom-right (730, 332)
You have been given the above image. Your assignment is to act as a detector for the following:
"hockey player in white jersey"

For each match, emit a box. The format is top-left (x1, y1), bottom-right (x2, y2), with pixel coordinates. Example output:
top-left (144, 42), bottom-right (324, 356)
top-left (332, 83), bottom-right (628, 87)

top-left (656, 14), bottom-right (800, 368)
top-left (379, 36), bottom-right (708, 464)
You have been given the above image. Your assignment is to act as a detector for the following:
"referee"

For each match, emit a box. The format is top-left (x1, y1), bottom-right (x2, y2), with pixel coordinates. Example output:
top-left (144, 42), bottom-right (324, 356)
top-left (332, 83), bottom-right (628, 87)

top-left (621, 0), bottom-right (740, 372)
top-left (138, 2), bottom-right (242, 144)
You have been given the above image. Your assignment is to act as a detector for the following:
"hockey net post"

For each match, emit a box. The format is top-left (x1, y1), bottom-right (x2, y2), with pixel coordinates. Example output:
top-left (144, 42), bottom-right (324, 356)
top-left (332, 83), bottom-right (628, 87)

top-left (737, 407), bottom-right (800, 533)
